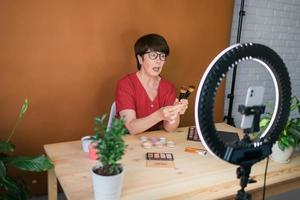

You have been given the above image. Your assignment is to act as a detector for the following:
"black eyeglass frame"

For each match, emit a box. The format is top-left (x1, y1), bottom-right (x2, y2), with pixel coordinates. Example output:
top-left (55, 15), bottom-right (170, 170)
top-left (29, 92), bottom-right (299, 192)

top-left (144, 51), bottom-right (167, 61)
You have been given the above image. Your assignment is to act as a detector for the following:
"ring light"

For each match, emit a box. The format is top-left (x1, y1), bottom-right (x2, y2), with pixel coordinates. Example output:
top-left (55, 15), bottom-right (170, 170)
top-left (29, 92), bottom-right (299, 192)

top-left (195, 43), bottom-right (291, 166)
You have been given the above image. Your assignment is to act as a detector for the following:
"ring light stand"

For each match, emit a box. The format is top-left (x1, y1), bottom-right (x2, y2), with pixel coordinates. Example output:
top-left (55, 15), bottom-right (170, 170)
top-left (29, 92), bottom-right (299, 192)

top-left (194, 43), bottom-right (291, 200)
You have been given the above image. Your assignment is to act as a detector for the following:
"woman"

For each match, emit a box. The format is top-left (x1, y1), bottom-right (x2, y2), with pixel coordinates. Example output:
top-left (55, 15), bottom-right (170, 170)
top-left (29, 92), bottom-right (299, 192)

top-left (115, 33), bottom-right (188, 135)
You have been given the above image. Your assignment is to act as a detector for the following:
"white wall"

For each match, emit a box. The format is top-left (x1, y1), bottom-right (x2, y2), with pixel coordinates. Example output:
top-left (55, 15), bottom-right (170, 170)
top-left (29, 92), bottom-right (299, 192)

top-left (224, 0), bottom-right (300, 128)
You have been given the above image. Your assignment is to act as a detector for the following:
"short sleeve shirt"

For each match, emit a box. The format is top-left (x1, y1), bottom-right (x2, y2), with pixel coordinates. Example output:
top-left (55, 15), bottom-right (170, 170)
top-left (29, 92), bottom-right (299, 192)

top-left (115, 72), bottom-right (176, 130)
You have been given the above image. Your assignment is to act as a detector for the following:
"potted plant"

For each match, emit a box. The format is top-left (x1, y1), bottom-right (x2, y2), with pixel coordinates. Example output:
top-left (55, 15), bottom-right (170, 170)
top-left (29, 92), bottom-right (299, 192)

top-left (89, 115), bottom-right (127, 200)
top-left (259, 96), bottom-right (300, 163)
top-left (0, 99), bottom-right (53, 200)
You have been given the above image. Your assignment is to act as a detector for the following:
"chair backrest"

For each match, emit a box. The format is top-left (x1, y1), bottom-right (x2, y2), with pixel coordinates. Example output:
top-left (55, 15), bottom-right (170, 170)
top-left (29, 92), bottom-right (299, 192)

top-left (107, 101), bottom-right (116, 130)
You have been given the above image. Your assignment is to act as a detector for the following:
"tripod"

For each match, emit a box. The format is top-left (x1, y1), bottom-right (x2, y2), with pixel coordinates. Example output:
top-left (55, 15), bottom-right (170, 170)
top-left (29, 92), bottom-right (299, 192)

top-left (235, 104), bottom-right (266, 200)
top-left (235, 133), bottom-right (254, 200)
top-left (236, 164), bottom-right (252, 200)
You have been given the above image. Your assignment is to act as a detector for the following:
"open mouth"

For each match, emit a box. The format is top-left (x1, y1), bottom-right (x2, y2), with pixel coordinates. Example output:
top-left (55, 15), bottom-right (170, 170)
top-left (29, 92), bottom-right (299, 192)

top-left (152, 67), bottom-right (160, 72)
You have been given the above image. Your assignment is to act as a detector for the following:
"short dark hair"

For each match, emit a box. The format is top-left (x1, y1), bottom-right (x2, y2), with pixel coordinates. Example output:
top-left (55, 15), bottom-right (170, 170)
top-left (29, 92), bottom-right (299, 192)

top-left (134, 33), bottom-right (170, 70)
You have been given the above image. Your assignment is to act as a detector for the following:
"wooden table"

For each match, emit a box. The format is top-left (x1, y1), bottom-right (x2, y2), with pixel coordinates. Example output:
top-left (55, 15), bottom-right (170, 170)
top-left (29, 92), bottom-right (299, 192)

top-left (44, 123), bottom-right (300, 200)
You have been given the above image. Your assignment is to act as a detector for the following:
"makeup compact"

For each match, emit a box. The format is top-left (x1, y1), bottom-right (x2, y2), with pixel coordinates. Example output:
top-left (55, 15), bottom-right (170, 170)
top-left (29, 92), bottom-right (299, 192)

top-left (166, 140), bottom-right (175, 148)
top-left (140, 136), bottom-right (175, 149)
top-left (142, 141), bottom-right (152, 149)
top-left (154, 141), bottom-right (163, 148)
top-left (151, 137), bottom-right (158, 144)
top-left (140, 136), bottom-right (148, 143)
top-left (159, 137), bottom-right (166, 145)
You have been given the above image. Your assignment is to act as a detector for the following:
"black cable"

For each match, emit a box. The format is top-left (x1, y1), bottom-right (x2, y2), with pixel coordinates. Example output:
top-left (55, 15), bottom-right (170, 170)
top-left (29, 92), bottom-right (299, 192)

top-left (262, 156), bottom-right (270, 200)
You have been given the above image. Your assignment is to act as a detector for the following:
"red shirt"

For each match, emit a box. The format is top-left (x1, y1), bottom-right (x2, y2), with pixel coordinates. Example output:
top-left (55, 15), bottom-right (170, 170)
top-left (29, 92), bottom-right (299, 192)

top-left (115, 72), bottom-right (176, 130)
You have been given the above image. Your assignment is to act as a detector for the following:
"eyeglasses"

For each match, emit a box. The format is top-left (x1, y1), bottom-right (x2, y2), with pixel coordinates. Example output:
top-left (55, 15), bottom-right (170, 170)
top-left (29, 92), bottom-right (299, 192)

top-left (145, 51), bottom-right (167, 61)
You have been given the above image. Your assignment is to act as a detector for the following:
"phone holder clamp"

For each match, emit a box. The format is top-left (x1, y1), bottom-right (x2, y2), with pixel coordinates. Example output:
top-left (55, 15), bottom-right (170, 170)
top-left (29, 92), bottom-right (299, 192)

top-left (238, 105), bottom-right (266, 133)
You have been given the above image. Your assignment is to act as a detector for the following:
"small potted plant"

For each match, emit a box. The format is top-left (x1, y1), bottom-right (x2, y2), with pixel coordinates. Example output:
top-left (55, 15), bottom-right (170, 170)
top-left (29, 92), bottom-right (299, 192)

top-left (260, 96), bottom-right (300, 163)
top-left (89, 115), bottom-right (127, 200)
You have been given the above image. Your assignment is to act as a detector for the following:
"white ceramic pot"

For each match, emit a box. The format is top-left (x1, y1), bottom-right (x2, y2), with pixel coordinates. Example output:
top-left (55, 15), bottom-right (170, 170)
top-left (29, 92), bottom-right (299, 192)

top-left (270, 141), bottom-right (294, 163)
top-left (91, 164), bottom-right (124, 200)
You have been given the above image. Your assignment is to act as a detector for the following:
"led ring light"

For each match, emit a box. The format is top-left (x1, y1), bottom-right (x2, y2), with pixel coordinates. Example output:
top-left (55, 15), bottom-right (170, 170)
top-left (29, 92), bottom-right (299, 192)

top-left (195, 43), bottom-right (291, 166)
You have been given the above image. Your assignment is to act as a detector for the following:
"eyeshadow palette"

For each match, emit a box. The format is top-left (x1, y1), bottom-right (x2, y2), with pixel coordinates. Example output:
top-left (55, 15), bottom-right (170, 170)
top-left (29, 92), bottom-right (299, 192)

top-left (146, 152), bottom-right (174, 161)
top-left (187, 127), bottom-right (201, 141)
top-left (146, 152), bottom-right (175, 168)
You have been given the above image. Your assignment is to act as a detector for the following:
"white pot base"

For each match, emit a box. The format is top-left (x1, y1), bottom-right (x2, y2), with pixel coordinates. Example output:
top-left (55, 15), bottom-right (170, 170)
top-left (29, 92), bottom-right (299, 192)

top-left (91, 165), bottom-right (124, 200)
top-left (271, 141), bottom-right (294, 164)
top-left (270, 155), bottom-right (290, 163)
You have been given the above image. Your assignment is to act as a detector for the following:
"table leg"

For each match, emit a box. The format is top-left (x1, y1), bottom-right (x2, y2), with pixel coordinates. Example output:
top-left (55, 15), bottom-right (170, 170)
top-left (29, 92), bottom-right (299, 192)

top-left (47, 168), bottom-right (57, 200)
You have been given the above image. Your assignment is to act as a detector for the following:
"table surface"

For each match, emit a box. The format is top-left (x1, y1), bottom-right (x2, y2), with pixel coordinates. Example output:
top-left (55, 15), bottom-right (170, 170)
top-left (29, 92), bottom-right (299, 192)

top-left (44, 123), bottom-right (300, 200)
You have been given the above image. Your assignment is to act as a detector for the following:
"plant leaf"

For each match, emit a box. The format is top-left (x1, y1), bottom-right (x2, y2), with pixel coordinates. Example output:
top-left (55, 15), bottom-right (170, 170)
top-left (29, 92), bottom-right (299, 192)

top-left (259, 118), bottom-right (270, 127)
top-left (19, 98), bottom-right (29, 118)
top-left (0, 176), bottom-right (29, 200)
top-left (278, 141), bottom-right (285, 151)
top-left (280, 137), bottom-right (290, 147)
top-left (6, 99), bottom-right (29, 142)
top-left (0, 160), bottom-right (6, 179)
top-left (0, 141), bottom-right (15, 153)
top-left (0, 177), bottom-right (21, 197)
top-left (262, 96), bottom-right (300, 150)
top-left (289, 126), bottom-right (300, 139)
top-left (93, 115), bottom-right (127, 175)
top-left (5, 155), bottom-right (53, 172)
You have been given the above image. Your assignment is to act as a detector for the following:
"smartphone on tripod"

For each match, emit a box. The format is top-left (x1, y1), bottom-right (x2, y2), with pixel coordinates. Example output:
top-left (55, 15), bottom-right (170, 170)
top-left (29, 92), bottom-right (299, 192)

top-left (240, 86), bottom-right (265, 130)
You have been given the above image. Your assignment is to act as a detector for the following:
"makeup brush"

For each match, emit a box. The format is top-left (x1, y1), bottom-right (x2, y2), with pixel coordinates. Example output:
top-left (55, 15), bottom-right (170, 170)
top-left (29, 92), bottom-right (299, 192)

top-left (179, 86), bottom-right (188, 100)
top-left (182, 85), bottom-right (195, 99)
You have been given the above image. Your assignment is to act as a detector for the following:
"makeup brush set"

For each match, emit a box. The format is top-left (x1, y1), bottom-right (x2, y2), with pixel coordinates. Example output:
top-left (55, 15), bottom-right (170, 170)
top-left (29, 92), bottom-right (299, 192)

top-left (179, 85), bottom-right (195, 100)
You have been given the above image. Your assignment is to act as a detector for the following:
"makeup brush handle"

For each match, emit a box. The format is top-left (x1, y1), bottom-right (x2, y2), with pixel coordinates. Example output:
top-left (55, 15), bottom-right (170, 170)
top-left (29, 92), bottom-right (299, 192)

top-left (179, 92), bottom-right (185, 100)
top-left (184, 92), bottom-right (191, 99)
top-left (181, 91), bottom-right (191, 99)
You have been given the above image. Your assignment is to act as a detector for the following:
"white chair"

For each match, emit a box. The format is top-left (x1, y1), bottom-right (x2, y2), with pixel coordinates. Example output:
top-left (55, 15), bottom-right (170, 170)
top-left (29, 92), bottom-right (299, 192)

top-left (107, 101), bottom-right (116, 130)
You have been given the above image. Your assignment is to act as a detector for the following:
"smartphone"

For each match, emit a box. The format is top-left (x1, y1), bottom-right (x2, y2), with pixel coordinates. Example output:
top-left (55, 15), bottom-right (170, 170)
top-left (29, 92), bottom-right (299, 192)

top-left (240, 86), bottom-right (265, 129)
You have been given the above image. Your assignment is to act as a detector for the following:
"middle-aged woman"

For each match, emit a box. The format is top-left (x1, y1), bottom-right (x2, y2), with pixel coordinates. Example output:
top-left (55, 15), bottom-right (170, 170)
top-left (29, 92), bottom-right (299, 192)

top-left (115, 33), bottom-right (188, 135)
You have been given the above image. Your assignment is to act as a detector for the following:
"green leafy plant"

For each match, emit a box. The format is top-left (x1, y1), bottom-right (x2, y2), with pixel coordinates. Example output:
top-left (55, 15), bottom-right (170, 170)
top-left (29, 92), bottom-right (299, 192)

top-left (259, 96), bottom-right (300, 151)
top-left (0, 99), bottom-right (53, 200)
top-left (90, 115), bottom-right (127, 176)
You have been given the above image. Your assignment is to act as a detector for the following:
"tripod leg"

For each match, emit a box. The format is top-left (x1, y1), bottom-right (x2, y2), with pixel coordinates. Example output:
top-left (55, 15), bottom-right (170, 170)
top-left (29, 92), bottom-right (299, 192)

top-left (235, 165), bottom-right (252, 200)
